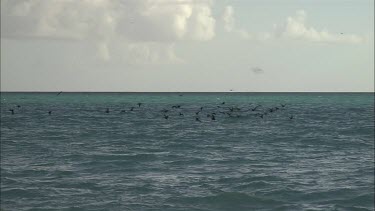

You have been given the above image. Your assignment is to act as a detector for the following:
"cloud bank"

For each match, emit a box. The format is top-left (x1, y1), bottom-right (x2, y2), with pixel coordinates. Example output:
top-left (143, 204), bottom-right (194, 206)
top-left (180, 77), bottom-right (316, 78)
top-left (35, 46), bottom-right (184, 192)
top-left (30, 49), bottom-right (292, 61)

top-left (222, 6), bottom-right (364, 44)
top-left (1, 0), bottom-right (216, 64)
top-left (276, 10), bottom-right (364, 44)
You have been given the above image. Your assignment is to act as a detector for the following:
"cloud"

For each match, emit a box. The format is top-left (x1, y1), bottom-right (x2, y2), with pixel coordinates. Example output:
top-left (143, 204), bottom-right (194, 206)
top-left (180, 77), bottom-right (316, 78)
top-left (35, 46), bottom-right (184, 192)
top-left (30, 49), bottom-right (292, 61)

top-left (221, 5), bottom-right (271, 41)
top-left (220, 7), bottom-right (363, 44)
top-left (275, 10), bottom-right (364, 44)
top-left (222, 6), bottom-right (234, 32)
top-left (1, 0), bottom-right (216, 63)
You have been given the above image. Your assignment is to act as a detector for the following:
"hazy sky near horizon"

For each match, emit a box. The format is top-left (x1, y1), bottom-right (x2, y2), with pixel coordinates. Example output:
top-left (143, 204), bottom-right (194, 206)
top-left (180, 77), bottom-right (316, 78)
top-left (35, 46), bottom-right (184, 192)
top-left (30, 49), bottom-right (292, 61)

top-left (1, 0), bottom-right (374, 92)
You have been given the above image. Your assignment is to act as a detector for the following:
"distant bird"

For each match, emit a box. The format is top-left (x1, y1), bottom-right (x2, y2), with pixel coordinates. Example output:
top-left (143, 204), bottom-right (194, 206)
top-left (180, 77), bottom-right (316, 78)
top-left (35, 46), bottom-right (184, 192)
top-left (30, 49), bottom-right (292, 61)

top-left (340, 32), bottom-right (343, 35)
top-left (251, 67), bottom-right (264, 74)
top-left (259, 114), bottom-right (264, 119)
top-left (161, 109), bottom-right (169, 113)
top-left (179, 112), bottom-right (184, 116)
top-left (48, 111), bottom-right (52, 115)
top-left (9, 109), bottom-right (14, 115)
top-left (251, 105), bottom-right (261, 111)
top-left (164, 115), bottom-right (169, 119)
top-left (211, 115), bottom-right (216, 120)
top-left (195, 111), bottom-right (201, 115)
top-left (105, 108), bottom-right (110, 113)
top-left (56, 91), bottom-right (63, 96)
top-left (200, 107), bottom-right (204, 111)
top-left (221, 102), bottom-right (225, 105)
top-left (17, 105), bottom-right (21, 108)
top-left (289, 115), bottom-right (294, 120)
top-left (281, 104), bottom-right (286, 107)
top-left (137, 103), bottom-right (142, 107)
top-left (195, 117), bottom-right (201, 122)
top-left (130, 107), bottom-right (135, 111)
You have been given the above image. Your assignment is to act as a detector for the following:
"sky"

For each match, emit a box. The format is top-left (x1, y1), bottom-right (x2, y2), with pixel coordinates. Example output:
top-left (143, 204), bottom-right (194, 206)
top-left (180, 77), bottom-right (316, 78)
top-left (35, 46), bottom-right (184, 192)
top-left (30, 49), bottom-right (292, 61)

top-left (1, 0), bottom-right (374, 92)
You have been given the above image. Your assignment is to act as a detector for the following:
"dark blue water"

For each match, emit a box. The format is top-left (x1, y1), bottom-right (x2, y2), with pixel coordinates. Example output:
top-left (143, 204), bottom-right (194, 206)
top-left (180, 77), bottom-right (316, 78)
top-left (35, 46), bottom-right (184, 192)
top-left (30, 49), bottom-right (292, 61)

top-left (1, 93), bottom-right (374, 211)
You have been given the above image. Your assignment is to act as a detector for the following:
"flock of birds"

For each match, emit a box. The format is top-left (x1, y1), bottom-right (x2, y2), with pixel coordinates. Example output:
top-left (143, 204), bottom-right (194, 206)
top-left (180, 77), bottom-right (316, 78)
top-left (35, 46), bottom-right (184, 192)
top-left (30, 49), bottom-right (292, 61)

top-left (107, 101), bottom-right (294, 122)
top-left (6, 92), bottom-right (294, 122)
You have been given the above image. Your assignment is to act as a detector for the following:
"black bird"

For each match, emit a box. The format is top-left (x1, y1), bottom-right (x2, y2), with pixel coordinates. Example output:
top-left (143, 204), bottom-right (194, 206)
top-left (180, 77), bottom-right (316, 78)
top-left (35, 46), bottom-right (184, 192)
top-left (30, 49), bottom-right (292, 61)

top-left (195, 111), bottom-right (201, 115)
top-left (17, 105), bottom-right (21, 108)
top-left (130, 107), bottom-right (135, 111)
top-left (48, 111), bottom-right (52, 115)
top-left (179, 112), bottom-right (184, 116)
top-left (221, 102), bottom-right (225, 105)
top-left (164, 115), bottom-right (169, 119)
top-left (251, 105), bottom-right (261, 111)
top-left (105, 108), bottom-right (110, 113)
top-left (56, 91), bottom-right (63, 96)
top-left (137, 103), bottom-right (142, 107)
top-left (281, 104), bottom-right (286, 107)
top-left (211, 115), bottom-right (216, 120)
top-left (200, 107), bottom-right (204, 111)
top-left (9, 109), bottom-right (14, 115)
top-left (195, 117), bottom-right (201, 122)
top-left (289, 115), bottom-right (294, 120)
top-left (259, 114), bottom-right (264, 119)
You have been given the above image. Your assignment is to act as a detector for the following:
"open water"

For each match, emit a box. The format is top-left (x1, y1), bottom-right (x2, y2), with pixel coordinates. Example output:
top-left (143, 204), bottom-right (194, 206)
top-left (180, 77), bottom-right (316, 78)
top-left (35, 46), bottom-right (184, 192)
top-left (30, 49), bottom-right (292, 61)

top-left (0, 92), bottom-right (374, 211)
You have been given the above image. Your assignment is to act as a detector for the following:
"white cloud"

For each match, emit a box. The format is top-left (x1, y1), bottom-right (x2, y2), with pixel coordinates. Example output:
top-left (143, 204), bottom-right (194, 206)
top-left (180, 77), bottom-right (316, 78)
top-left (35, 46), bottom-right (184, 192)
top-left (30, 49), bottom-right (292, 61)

top-left (1, 0), bottom-right (216, 63)
top-left (221, 5), bottom-right (272, 42)
top-left (220, 7), bottom-right (364, 44)
top-left (222, 5), bottom-right (234, 32)
top-left (276, 10), bottom-right (364, 44)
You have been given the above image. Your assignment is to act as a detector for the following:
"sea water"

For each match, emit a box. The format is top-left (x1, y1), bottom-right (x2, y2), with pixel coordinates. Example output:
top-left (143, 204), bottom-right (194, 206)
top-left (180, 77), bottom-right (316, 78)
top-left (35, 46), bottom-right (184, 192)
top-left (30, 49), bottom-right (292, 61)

top-left (1, 92), bottom-right (374, 211)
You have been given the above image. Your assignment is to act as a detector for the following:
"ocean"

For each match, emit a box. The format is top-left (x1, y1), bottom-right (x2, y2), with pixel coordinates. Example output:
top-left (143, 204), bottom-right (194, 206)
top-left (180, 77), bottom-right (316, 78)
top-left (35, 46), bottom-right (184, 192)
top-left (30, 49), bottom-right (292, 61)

top-left (1, 92), bottom-right (374, 211)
